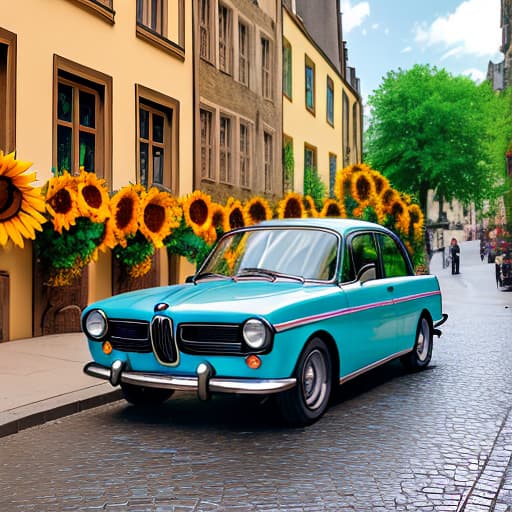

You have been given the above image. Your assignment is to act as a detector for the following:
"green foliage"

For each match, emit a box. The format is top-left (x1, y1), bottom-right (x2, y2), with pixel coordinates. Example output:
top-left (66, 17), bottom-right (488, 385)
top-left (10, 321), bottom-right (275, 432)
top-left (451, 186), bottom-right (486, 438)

top-left (165, 220), bottom-right (211, 267)
top-left (283, 142), bottom-right (295, 189)
top-left (34, 218), bottom-right (105, 270)
top-left (366, 64), bottom-right (506, 214)
top-left (113, 231), bottom-right (154, 268)
top-left (303, 166), bottom-right (327, 210)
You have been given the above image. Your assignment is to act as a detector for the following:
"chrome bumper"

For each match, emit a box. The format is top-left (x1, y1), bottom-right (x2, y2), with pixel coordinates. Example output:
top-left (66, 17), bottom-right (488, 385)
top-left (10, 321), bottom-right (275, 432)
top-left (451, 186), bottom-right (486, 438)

top-left (84, 361), bottom-right (296, 400)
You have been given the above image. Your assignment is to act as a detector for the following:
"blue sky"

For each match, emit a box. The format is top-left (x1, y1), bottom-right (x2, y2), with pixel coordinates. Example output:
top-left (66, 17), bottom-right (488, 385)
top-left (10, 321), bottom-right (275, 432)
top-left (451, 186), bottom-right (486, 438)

top-left (340, 0), bottom-right (503, 105)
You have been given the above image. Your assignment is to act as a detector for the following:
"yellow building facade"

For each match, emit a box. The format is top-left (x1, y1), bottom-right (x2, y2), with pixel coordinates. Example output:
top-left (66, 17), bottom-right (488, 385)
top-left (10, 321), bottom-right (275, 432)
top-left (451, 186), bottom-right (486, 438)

top-left (282, 5), bottom-right (362, 195)
top-left (0, 0), bottom-right (194, 340)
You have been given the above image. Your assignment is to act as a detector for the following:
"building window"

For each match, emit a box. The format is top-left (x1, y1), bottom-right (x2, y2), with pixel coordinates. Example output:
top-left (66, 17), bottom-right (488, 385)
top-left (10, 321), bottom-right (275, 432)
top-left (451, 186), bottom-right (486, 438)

top-left (305, 56), bottom-right (315, 114)
top-left (282, 38), bottom-right (292, 99)
top-left (136, 0), bottom-right (185, 60)
top-left (264, 131), bottom-right (273, 192)
top-left (53, 56), bottom-right (112, 184)
top-left (136, 85), bottom-right (179, 193)
top-left (304, 144), bottom-right (317, 171)
top-left (240, 121), bottom-right (251, 188)
top-left (282, 135), bottom-right (294, 191)
top-left (342, 91), bottom-right (350, 165)
top-left (199, 0), bottom-right (212, 61)
top-left (219, 3), bottom-right (233, 75)
top-left (261, 37), bottom-right (272, 99)
top-left (352, 102), bottom-right (359, 161)
top-left (326, 76), bottom-right (334, 126)
top-left (67, 0), bottom-right (115, 23)
top-left (329, 153), bottom-right (337, 197)
top-left (238, 21), bottom-right (249, 86)
top-left (200, 108), bottom-right (214, 180)
top-left (219, 115), bottom-right (233, 184)
top-left (0, 28), bottom-right (16, 154)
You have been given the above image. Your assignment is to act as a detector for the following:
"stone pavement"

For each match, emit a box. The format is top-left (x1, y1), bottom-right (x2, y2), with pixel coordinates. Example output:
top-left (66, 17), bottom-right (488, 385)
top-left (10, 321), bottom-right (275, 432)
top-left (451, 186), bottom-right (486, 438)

top-left (0, 332), bottom-right (121, 437)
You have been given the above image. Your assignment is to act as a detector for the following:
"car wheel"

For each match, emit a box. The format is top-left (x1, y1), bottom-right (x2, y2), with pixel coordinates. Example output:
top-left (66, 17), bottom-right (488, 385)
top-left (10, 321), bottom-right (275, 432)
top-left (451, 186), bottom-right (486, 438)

top-left (277, 338), bottom-right (332, 426)
top-left (401, 316), bottom-right (433, 370)
top-left (121, 383), bottom-right (174, 406)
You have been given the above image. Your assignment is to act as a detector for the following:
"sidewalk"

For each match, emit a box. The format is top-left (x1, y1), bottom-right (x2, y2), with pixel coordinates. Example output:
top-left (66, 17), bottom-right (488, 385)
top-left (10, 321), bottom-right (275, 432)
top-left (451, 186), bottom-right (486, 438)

top-left (0, 332), bottom-right (122, 438)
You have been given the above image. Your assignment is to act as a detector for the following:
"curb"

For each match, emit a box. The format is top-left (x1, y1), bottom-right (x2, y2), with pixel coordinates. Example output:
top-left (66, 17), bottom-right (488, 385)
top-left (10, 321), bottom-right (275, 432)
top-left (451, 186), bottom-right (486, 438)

top-left (0, 386), bottom-right (123, 439)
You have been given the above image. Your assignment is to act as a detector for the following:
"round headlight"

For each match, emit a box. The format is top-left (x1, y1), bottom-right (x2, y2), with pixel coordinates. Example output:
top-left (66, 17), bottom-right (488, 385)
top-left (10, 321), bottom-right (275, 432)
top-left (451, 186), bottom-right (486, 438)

top-left (85, 309), bottom-right (107, 339)
top-left (243, 319), bottom-right (268, 350)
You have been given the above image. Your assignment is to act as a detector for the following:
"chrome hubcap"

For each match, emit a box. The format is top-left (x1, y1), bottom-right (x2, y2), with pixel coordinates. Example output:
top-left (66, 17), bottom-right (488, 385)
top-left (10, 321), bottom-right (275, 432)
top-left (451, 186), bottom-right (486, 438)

top-left (302, 349), bottom-right (328, 410)
top-left (416, 318), bottom-right (430, 361)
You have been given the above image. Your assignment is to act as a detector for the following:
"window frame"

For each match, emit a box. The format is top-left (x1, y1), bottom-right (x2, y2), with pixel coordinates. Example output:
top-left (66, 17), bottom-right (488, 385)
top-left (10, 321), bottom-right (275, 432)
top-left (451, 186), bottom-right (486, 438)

top-left (53, 55), bottom-right (112, 186)
top-left (329, 153), bottom-right (337, 197)
top-left (304, 143), bottom-right (317, 172)
top-left (239, 119), bottom-right (252, 189)
top-left (282, 38), bottom-right (292, 100)
top-left (261, 35), bottom-right (272, 100)
top-left (199, 0), bottom-right (213, 62)
top-left (67, 0), bottom-right (115, 24)
top-left (326, 75), bottom-right (334, 126)
top-left (218, 3), bottom-right (233, 75)
top-left (305, 55), bottom-right (315, 115)
top-left (238, 20), bottom-right (250, 86)
top-left (263, 130), bottom-right (274, 193)
top-left (219, 113), bottom-right (234, 185)
top-left (200, 106), bottom-right (215, 181)
top-left (135, 84), bottom-right (180, 194)
top-left (136, 0), bottom-right (185, 61)
top-left (0, 27), bottom-right (16, 154)
top-left (342, 91), bottom-right (350, 165)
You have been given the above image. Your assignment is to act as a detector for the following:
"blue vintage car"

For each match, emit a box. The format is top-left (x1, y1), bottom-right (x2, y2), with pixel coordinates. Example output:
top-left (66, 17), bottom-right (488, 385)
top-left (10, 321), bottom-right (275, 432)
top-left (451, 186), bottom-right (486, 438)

top-left (82, 218), bottom-right (447, 425)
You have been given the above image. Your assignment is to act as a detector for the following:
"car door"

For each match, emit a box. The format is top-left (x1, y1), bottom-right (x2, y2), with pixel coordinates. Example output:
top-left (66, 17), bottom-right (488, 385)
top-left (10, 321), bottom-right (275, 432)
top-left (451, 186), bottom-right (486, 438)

top-left (338, 231), bottom-right (397, 376)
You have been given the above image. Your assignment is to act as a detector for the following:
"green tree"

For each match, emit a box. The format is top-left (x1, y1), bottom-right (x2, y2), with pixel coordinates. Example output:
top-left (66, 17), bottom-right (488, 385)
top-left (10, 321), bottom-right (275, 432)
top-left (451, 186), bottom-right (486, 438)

top-left (365, 64), bottom-right (507, 216)
top-left (303, 166), bottom-right (326, 209)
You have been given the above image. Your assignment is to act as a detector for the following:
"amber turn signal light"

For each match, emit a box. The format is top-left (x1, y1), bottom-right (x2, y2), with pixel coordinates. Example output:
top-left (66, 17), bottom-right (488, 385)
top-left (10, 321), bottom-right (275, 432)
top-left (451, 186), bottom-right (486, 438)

top-left (102, 341), bottom-right (113, 355)
top-left (245, 354), bottom-right (262, 369)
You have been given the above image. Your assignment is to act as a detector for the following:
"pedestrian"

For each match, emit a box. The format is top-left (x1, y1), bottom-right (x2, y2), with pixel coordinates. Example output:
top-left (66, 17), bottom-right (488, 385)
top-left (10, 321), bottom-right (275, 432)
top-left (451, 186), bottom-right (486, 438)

top-left (450, 238), bottom-right (460, 275)
top-left (480, 240), bottom-right (486, 262)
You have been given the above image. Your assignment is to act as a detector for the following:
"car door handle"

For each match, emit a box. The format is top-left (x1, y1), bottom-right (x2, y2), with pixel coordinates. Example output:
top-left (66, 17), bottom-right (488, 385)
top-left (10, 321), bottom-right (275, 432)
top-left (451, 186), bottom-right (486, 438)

top-left (387, 286), bottom-right (394, 292)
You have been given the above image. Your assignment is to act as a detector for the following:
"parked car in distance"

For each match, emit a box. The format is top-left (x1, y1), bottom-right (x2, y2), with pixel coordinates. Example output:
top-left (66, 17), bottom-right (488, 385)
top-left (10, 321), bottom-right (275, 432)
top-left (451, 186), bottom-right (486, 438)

top-left (82, 218), bottom-right (447, 426)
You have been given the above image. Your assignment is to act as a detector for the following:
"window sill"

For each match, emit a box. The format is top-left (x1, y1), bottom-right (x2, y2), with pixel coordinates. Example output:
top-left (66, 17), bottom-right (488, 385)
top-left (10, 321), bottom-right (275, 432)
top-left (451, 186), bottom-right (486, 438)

top-left (136, 24), bottom-right (185, 61)
top-left (68, 0), bottom-right (115, 24)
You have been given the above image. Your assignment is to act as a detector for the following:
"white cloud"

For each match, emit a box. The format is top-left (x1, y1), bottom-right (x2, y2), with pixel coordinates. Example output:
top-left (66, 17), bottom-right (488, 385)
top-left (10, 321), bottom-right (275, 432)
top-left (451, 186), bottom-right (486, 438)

top-left (372, 23), bottom-right (379, 30)
top-left (340, 0), bottom-right (370, 33)
top-left (462, 68), bottom-right (486, 82)
top-left (401, 46), bottom-right (412, 54)
top-left (414, 0), bottom-right (501, 58)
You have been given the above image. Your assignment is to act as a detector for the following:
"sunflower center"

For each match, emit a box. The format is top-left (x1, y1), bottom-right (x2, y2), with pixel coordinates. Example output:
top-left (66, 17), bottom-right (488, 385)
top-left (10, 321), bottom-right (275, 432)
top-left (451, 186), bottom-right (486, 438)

top-left (229, 208), bottom-right (244, 229)
top-left (284, 198), bottom-right (302, 218)
top-left (144, 203), bottom-right (165, 233)
top-left (249, 202), bottom-right (266, 222)
top-left (82, 185), bottom-right (102, 209)
top-left (391, 202), bottom-right (404, 216)
top-left (326, 203), bottom-right (340, 217)
top-left (190, 199), bottom-right (208, 226)
top-left (356, 176), bottom-right (371, 201)
top-left (212, 210), bottom-right (224, 228)
top-left (0, 176), bottom-right (23, 221)
top-left (49, 188), bottom-right (73, 214)
top-left (116, 196), bottom-right (134, 230)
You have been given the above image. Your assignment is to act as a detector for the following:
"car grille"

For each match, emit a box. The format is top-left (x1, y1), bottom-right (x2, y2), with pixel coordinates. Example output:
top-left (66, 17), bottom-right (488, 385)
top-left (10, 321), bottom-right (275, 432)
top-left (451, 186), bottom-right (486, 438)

top-left (177, 324), bottom-right (243, 355)
top-left (109, 320), bottom-right (151, 353)
top-left (151, 316), bottom-right (178, 365)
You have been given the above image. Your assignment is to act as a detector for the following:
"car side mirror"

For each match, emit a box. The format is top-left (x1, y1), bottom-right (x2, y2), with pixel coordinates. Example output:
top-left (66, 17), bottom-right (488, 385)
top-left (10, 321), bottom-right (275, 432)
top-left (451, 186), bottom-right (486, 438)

top-left (357, 263), bottom-right (376, 284)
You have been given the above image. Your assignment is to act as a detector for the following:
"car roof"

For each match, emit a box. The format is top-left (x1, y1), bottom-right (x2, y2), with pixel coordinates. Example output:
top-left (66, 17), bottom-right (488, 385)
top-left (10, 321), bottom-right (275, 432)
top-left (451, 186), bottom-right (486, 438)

top-left (257, 217), bottom-right (392, 237)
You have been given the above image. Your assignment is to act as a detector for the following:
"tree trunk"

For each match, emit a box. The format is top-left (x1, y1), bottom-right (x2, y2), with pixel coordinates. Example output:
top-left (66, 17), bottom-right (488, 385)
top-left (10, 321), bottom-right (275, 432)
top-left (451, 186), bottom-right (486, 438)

top-left (419, 182), bottom-right (429, 219)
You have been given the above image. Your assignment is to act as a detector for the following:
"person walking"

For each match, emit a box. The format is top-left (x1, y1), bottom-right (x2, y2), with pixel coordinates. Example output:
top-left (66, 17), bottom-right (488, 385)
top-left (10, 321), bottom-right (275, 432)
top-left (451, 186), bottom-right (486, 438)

top-left (450, 238), bottom-right (460, 275)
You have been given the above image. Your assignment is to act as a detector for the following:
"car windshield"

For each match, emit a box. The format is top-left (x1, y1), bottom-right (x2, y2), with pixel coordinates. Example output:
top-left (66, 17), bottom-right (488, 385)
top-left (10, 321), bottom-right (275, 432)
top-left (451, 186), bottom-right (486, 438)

top-left (199, 228), bottom-right (339, 281)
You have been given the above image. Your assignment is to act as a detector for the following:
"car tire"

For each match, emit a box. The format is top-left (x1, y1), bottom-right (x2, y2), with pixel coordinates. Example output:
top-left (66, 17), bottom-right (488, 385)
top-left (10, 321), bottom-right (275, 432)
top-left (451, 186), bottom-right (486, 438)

top-left (401, 316), bottom-right (433, 370)
top-left (121, 383), bottom-right (174, 406)
top-left (277, 337), bottom-right (332, 426)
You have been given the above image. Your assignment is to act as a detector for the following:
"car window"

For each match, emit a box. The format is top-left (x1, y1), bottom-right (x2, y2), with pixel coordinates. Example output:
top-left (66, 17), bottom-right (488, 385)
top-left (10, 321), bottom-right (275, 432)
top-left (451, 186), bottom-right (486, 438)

top-left (377, 233), bottom-right (410, 278)
top-left (350, 233), bottom-right (379, 280)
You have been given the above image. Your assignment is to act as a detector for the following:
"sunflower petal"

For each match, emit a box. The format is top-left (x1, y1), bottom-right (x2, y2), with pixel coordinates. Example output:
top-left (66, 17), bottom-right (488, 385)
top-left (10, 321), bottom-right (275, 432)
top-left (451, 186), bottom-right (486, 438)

top-left (0, 224), bottom-right (8, 246)
top-left (5, 220), bottom-right (25, 248)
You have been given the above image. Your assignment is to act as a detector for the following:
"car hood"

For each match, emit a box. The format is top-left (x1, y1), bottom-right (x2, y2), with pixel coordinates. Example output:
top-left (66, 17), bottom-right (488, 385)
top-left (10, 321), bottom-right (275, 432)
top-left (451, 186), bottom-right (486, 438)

top-left (84, 279), bottom-right (337, 324)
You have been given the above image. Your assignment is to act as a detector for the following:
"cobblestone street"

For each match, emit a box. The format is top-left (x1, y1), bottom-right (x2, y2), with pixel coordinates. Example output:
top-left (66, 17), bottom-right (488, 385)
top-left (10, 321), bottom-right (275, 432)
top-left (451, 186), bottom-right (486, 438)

top-left (1, 241), bottom-right (511, 511)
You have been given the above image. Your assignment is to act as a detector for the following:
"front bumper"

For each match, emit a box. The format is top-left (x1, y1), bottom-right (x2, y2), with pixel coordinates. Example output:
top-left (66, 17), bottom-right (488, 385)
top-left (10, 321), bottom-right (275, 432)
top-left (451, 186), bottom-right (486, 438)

top-left (84, 360), bottom-right (296, 401)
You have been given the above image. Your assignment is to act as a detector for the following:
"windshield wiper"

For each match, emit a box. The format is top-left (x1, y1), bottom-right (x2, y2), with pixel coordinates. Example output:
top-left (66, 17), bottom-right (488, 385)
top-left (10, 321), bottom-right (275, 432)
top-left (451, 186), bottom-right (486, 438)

top-left (193, 272), bottom-right (230, 283)
top-left (236, 267), bottom-right (305, 283)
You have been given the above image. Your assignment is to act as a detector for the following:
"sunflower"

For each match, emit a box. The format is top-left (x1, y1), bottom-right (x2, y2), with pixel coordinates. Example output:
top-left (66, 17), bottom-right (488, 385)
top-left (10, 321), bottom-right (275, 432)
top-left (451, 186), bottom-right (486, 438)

top-left (243, 196), bottom-right (272, 226)
top-left (370, 171), bottom-right (390, 196)
top-left (109, 185), bottom-right (141, 247)
top-left (138, 188), bottom-right (182, 249)
top-left (320, 199), bottom-right (343, 218)
top-left (0, 151), bottom-right (46, 248)
top-left (182, 190), bottom-right (213, 237)
top-left (408, 204), bottom-right (425, 242)
top-left (45, 172), bottom-right (81, 234)
top-left (97, 216), bottom-right (117, 252)
top-left (225, 199), bottom-right (245, 231)
top-left (211, 203), bottom-right (226, 231)
top-left (351, 170), bottom-right (376, 204)
top-left (303, 195), bottom-right (319, 218)
top-left (276, 192), bottom-right (304, 219)
top-left (390, 197), bottom-right (410, 234)
top-left (76, 171), bottom-right (110, 223)
top-left (380, 188), bottom-right (398, 214)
